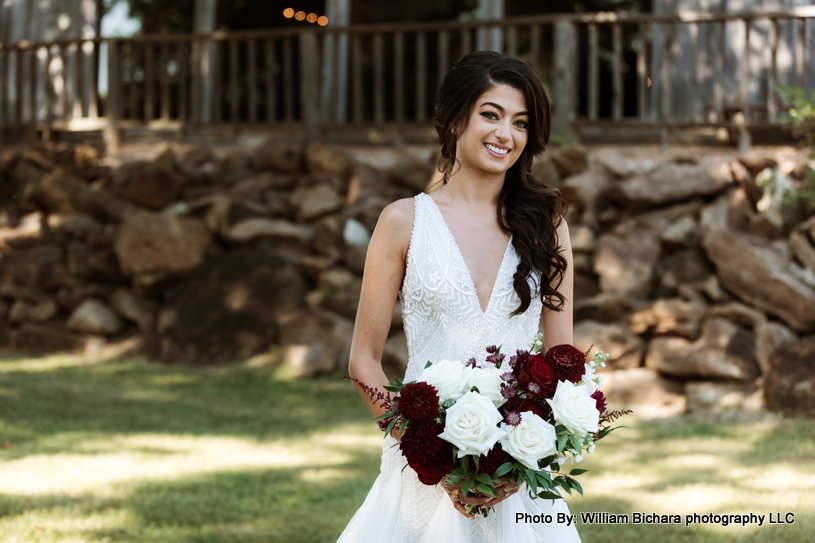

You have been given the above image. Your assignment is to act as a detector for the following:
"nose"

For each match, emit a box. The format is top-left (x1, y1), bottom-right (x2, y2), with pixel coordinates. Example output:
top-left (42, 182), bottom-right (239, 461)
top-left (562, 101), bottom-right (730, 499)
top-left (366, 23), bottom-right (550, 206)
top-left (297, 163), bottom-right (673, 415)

top-left (494, 119), bottom-right (511, 140)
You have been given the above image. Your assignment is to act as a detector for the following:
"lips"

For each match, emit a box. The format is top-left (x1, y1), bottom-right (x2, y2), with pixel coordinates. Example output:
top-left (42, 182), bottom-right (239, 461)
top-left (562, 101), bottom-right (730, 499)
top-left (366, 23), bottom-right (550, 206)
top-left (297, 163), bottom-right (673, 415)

top-left (484, 143), bottom-right (511, 158)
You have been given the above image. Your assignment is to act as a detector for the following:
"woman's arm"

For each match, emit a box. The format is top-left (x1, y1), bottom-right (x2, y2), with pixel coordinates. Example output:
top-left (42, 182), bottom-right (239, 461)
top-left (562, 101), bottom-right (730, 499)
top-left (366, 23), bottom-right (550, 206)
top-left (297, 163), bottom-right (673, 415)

top-left (348, 198), bottom-right (415, 435)
top-left (541, 216), bottom-right (574, 349)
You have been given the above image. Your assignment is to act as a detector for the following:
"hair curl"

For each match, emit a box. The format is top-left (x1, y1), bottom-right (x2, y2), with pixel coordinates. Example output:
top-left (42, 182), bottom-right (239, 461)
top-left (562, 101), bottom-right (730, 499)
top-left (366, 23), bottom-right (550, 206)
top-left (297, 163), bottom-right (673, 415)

top-left (431, 51), bottom-right (569, 316)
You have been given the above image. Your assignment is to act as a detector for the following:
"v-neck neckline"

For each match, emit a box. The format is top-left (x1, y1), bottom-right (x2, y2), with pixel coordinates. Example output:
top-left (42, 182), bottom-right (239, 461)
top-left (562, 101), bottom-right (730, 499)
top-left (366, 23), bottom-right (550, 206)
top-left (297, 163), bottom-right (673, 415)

top-left (424, 193), bottom-right (513, 316)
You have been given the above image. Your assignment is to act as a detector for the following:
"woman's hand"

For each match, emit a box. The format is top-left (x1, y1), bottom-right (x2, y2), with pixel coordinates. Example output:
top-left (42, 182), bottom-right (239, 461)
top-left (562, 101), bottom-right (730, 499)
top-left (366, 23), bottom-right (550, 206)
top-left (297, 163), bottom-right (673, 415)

top-left (441, 480), bottom-right (493, 520)
top-left (441, 476), bottom-right (521, 519)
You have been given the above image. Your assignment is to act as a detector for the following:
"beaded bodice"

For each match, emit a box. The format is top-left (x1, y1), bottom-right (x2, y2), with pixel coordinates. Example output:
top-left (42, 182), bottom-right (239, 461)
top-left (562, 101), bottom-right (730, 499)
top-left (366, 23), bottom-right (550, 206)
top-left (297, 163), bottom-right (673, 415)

top-left (398, 192), bottom-right (544, 383)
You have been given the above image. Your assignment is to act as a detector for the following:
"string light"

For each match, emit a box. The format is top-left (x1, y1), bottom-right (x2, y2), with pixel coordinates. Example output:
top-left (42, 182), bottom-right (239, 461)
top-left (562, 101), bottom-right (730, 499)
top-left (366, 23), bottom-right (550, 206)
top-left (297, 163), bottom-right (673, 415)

top-left (317, 16), bottom-right (328, 26)
top-left (294, 10), bottom-right (306, 21)
top-left (283, 8), bottom-right (294, 18)
top-left (306, 13), bottom-right (317, 23)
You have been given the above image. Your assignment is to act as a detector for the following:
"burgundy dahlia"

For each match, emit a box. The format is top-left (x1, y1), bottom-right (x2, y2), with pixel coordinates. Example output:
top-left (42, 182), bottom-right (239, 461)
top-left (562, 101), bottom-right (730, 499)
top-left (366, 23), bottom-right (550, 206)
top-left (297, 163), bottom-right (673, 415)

top-left (591, 389), bottom-right (607, 415)
top-left (398, 382), bottom-right (440, 422)
top-left (479, 443), bottom-right (513, 477)
top-left (544, 344), bottom-right (587, 384)
top-left (400, 421), bottom-right (454, 485)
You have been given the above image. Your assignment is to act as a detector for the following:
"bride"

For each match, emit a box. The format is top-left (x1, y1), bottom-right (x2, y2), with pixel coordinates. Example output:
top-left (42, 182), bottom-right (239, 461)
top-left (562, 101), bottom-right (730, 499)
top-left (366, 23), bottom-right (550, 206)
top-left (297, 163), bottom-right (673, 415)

top-left (338, 51), bottom-right (582, 542)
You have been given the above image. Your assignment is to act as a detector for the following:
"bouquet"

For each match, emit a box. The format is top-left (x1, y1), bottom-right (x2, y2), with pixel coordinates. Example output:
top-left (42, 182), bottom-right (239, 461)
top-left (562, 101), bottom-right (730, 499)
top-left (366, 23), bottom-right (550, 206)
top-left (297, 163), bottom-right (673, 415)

top-left (350, 333), bottom-right (630, 517)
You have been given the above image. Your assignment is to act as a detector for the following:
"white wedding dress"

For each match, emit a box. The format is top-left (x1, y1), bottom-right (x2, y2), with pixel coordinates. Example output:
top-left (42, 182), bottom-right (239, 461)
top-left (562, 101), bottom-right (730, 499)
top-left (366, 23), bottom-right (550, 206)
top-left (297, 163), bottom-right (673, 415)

top-left (337, 192), bottom-right (582, 543)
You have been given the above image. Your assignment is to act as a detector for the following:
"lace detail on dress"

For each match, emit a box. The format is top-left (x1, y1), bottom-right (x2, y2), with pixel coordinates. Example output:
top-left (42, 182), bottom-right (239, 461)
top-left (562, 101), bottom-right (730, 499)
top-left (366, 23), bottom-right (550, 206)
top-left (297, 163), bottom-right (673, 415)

top-left (400, 193), bottom-right (543, 382)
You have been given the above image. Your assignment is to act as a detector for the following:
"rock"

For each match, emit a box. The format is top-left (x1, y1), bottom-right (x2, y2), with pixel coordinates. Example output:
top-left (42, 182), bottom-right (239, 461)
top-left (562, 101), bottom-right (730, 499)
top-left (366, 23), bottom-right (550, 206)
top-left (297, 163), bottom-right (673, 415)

top-left (304, 144), bottom-right (353, 178)
top-left (55, 283), bottom-right (113, 311)
top-left (250, 143), bottom-right (302, 173)
top-left (656, 247), bottom-right (714, 291)
top-left (594, 150), bottom-right (634, 178)
top-left (8, 298), bottom-right (58, 323)
top-left (738, 154), bottom-right (776, 177)
top-left (701, 275), bottom-right (732, 303)
top-left (573, 292), bottom-right (642, 322)
top-left (569, 224), bottom-right (595, 253)
top-left (763, 336), bottom-right (815, 416)
top-left (645, 317), bottom-right (759, 380)
top-left (288, 185), bottom-right (343, 222)
top-left (294, 255), bottom-right (335, 279)
top-left (66, 299), bottom-right (123, 335)
top-left (748, 207), bottom-right (785, 239)
top-left (558, 166), bottom-right (611, 216)
top-left (791, 214), bottom-right (815, 243)
top-left (606, 163), bottom-right (733, 210)
top-left (73, 143), bottom-right (100, 171)
top-left (790, 231), bottom-right (815, 271)
top-left (21, 147), bottom-right (55, 170)
top-left (313, 213), bottom-right (345, 259)
top-left (230, 172), bottom-right (295, 198)
top-left (573, 320), bottom-right (643, 371)
top-left (156, 251), bottom-right (305, 364)
top-left (530, 155), bottom-right (561, 186)
top-left (178, 146), bottom-right (218, 182)
top-left (317, 268), bottom-right (362, 319)
top-left (701, 229), bottom-right (815, 333)
top-left (754, 320), bottom-right (797, 376)
top-left (118, 168), bottom-right (185, 209)
top-left (343, 218), bottom-right (371, 248)
top-left (685, 381), bottom-right (761, 414)
top-left (637, 198), bottom-right (706, 225)
top-left (0, 299), bottom-right (8, 319)
top-left (389, 150), bottom-right (435, 192)
top-left (109, 288), bottom-right (156, 333)
top-left (706, 302), bottom-right (766, 327)
top-left (599, 368), bottom-right (686, 418)
top-left (0, 244), bottom-right (64, 288)
top-left (277, 309), bottom-right (353, 378)
top-left (46, 213), bottom-right (103, 239)
top-left (548, 146), bottom-right (589, 178)
top-left (698, 187), bottom-right (754, 233)
top-left (225, 218), bottom-right (313, 252)
top-left (344, 246), bottom-right (367, 274)
top-left (0, 211), bottom-right (46, 245)
top-left (10, 322), bottom-right (91, 354)
top-left (113, 211), bottom-right (211, 277)
top-left (660, 215), bottom-right (697, 247)
top-left (594, 222), bottom-right (661, 296)
top-left (629, 298), bottom-right (708, 339)
top-left (382, 330), bottom-right (409, 378)
top-left (0, 280), bottom-right (52, 303)
top-left (202, 194), bottom-right (272, 237)
top-left (32, 168), bottom-right (136, 221)
top-left (729, 160), bottom-right (764, 205)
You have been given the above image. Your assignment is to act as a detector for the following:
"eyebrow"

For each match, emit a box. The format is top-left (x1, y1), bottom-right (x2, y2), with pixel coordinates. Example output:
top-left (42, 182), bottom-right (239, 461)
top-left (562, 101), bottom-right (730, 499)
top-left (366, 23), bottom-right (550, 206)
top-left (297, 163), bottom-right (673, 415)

top-left (480, 101), bottom-right (529, 116)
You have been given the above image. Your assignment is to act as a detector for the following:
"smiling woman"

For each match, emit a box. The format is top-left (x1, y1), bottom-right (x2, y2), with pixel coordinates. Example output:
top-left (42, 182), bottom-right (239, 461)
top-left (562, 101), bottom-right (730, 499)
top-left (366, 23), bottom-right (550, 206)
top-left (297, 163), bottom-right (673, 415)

top-left (339, 51), bottom-right (578, 543)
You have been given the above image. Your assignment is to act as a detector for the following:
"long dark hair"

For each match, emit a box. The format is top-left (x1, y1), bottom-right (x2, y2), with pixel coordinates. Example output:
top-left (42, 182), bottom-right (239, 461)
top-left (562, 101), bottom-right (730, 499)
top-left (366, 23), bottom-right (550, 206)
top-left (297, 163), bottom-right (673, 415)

top-left (432, 50), bottom-right (569, 317)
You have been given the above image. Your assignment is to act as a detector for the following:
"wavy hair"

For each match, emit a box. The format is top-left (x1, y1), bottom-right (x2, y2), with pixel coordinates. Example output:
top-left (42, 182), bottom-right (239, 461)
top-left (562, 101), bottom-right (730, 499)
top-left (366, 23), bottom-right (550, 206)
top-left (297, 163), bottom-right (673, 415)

top-left (432, 50), bottom-right (569, 316)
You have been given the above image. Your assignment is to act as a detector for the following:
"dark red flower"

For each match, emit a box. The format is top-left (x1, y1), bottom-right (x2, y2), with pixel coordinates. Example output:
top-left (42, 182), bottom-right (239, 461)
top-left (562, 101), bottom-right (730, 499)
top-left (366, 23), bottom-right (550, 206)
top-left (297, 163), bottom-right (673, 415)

top-left (505, 411), bottom-right (522, 426)
top-left (479, 443), bottom-right (513, 477)
top-left (505, 396), bottom-right (551, 421)
top-left (400, 421), bottom-right (454, 485)
top-left (513, 352), bottom-right (556, 397)
top-left (591, 389), bottom-right (607, 415)
top-left (398, 382), bottom-right (440, 422)
top-left (544, 344), bottom-right (587, 384)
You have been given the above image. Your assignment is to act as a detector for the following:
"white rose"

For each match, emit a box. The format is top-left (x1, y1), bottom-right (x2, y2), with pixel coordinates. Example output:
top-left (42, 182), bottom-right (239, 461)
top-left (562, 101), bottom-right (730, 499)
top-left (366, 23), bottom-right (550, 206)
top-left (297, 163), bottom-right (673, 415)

top-left (421, 359), bottom-right (469, 401)
top-left (438, 390), bottom-right (507, 457)
top-left (467, 365), bottom-right (507, 407)
top-left (499, 412), bottom-right (558, 470)
top-left (546, 380), bottom-right (600, 437)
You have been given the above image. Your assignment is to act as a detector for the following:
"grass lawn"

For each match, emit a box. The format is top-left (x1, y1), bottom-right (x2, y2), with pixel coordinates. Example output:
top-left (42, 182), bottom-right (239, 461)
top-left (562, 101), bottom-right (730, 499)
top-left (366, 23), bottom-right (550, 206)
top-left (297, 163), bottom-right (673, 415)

top-left (0, 352), bottom-right (813, 543)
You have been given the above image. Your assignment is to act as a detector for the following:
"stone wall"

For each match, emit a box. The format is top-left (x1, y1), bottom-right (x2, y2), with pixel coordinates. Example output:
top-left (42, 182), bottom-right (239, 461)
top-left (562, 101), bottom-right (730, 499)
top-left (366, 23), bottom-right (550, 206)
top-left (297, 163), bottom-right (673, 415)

top-left (0, 140), bottom-right (813, 417)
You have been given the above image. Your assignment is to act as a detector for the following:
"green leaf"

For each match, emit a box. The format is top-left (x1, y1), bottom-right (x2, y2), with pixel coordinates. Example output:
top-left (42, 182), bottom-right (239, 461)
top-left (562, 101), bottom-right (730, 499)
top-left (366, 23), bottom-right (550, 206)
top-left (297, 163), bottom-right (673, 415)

top-left (473, 455), bottom-right (480, 472)
top-left (461, 478), bottom-right (474, 496)
top-left (475, 484), bottom-right (497, 497)
top-left (461, 455), bottom-right (469, 472)
top-left (557, 434), bottom-right (567, 452)
top-left (569, 434), bottom-right (581, 452)
top-left (384, 418), bottom-right (397, 436)
top-left (569, 469), bottom-right (589, 476)
top-left (525, 469), bottom-right (537, 494)
top-left (383, 385), bottom-right (399, 392)
top-left (570, 478), bottom-right (584, 496)
top-left (475, 473), bottom-right (493, 486)
top-left (493, 462), bottom-right (513, 478)
top-left (424, 360), bottom-right (433, 369)
top-left (537, 490), bottom-right (563, 501)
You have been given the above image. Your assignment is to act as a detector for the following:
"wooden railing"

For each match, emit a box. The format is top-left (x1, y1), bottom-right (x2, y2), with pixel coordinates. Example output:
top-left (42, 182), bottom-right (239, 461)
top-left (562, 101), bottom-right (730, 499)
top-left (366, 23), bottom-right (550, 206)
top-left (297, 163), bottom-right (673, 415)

top-left (1, 7), bottom-right (814, 148)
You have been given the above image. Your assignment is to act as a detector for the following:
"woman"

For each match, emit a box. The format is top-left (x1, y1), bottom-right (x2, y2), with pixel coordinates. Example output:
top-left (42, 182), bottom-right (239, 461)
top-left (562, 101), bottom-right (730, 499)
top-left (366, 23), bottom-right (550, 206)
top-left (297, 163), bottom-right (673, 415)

top-left (339, 51), bottom-right (581, 542)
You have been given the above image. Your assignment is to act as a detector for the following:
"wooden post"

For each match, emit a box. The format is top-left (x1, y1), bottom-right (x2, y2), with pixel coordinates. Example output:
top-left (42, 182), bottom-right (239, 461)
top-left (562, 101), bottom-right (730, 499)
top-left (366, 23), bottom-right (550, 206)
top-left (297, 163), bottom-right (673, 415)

top-left (552, 20), bottom-right (577, 139)
top-left (283, 36), bottom-right (294, 122)
top-left (373, 32), bottom-right (384, 125)
top-left (714, 21), bottom-right (724, 123)
top-left (299, 30), bottom-right (319, 141)
top-left (588, 23), bottom-right (598, 121)
top-left (476, 0), bottom-right (504, 52)
top-left (507, 25), bottom-right (517, 57)
top-left (437, 29), bottom-right (449, 89)
top-left (229, 38), bottom-right (239, 123)
top-left (144, 43), bottom-right (154, 121)
top-left (161, 41), bottom-right (169, 120)
top-left (637, 22), bottom-right (647, 120)
top-left (248, 37), bottom-right (257, 123)
top-left (394, 31), bottom-right (404, 123)
top-left (416, 31), bottom-right (426, 122)
top-left (352, 33), bottom-right (362, 123)
top-left (0, 50), bottom-right (5, 145)
top-left (104, 39), bottom-right (121, 151)
top-left (612, 23), bottom-right (622, 120)
top-left (265, 38), bottom-right (276, 122)
top-left (768, 18), bottom-right (778, 123)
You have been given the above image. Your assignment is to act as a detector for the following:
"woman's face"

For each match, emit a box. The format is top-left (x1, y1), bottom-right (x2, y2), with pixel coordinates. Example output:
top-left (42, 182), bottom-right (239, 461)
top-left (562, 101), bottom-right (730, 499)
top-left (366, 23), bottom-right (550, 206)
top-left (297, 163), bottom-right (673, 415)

top-left (453, 84), bottom-right (529, 178)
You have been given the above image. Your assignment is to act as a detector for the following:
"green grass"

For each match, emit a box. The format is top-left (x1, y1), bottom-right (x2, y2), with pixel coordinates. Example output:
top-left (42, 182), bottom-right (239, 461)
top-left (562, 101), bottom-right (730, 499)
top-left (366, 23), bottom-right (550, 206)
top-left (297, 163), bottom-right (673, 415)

top-left (0, 353), bottom-right (813, 543)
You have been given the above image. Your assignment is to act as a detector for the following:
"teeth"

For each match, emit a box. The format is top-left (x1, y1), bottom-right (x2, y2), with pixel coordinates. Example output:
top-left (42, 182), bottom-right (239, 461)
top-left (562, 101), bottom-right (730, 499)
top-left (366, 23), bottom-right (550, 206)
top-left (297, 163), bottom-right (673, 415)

top-left (485, 143), bottom-right (508, 155)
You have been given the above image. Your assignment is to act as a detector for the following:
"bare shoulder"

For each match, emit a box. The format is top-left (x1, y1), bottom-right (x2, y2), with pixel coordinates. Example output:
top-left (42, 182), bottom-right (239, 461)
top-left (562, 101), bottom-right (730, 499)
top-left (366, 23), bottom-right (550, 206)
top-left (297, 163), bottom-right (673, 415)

top-left (374, 197), bottom-right (416, 248)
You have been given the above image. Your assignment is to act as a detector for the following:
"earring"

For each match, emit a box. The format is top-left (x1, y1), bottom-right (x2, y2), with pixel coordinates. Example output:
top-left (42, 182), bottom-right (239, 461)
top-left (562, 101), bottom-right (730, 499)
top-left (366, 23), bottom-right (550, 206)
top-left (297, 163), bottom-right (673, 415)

top-left (451, 128), bottom-right (455, 134)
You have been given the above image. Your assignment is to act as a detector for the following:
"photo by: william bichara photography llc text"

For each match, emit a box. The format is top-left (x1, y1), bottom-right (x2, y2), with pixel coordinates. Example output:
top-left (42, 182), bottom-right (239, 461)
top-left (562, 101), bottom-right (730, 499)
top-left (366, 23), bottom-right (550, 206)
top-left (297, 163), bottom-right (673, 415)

top-left (516, 511), bottom-right (796, 527)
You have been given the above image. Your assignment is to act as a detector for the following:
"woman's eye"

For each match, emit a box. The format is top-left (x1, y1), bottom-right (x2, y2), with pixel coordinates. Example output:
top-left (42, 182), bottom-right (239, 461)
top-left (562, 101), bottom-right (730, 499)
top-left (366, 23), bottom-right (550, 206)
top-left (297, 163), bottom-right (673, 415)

top-left (481, 112), bottom-right (497, 119)
top-left (516, 121), bottom-right (528, 128)
top-left (482, 112), bottom-right (527, 128)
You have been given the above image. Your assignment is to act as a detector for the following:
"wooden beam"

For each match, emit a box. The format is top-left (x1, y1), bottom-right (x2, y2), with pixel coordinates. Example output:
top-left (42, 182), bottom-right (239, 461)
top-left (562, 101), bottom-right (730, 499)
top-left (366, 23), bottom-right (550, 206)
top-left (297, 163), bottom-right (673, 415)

top-left (283, 36), bottom-right (294, 122)
top-left (160, 41), bottom-right (169, 121)
top-left (767, 18), bottom-right (778, 122)
top-left (373, 32), bottom-right (384, 125)
top-left (588, 23), bottom-right (599, 121)
top-left (394, 31), bottom-right (404, 123)
top-left (265, 38), bottom-right (276, 122)
top-left (352, 33), bottom-right (362, 123)
top-left (416, 31), bottom-right (426, 122)
top-left (248, 37), bottom-right (257, 123)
